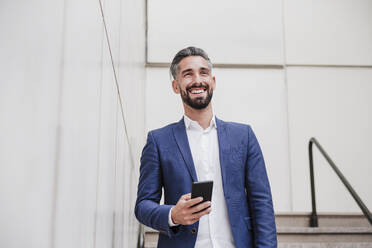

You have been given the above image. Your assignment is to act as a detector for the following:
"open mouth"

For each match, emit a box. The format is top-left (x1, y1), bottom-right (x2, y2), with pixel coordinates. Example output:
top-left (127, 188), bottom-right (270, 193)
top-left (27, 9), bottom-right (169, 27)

top-left (187, 86), bottom-right (207, 95)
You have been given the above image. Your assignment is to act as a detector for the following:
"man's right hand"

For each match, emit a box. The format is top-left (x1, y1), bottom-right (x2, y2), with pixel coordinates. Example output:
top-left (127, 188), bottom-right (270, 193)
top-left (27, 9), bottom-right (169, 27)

top-left (171, 193), bottom-right (211, 225)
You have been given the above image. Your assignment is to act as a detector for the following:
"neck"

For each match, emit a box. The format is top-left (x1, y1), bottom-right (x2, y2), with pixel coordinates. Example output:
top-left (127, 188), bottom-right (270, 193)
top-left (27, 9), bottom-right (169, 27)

top-left (183, 103), bottom-right (213, 129)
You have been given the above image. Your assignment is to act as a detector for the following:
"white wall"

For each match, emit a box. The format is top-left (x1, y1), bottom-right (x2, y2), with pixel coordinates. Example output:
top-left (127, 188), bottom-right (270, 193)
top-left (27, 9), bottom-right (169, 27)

top-left (146, 0), bottom-right (372, 213)
top-left (147, 0), bottom-right (283, 64)
top-left (0, 1), bottom-right (64, 247)
top-left (284, 0), bottom-right (372, 212)
top-left (0, 0), bottom-right (145, 247)
top-left (284, 0), bottom-right (372, 65)
top-left (287, 67), bottom-right (372, 212)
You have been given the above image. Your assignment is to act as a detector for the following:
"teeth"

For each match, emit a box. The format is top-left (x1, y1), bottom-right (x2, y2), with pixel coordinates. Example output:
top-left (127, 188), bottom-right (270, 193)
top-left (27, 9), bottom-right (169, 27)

top-left (191, 89), bottom-right (204, 94)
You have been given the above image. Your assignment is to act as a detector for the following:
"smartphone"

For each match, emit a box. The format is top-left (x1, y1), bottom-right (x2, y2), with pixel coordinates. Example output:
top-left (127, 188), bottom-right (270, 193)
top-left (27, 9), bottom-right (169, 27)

top-left (191, 180), bottom-right (213, 212)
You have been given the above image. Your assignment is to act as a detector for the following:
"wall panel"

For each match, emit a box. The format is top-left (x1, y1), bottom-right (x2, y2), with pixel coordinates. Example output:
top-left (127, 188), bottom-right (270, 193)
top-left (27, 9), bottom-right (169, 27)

top-left (147, 0), bottom-right (284, 64)
top-left (115, 0), bottom-right (146, 246)
top-left (287, 67), bottom-right (372, 212)
top-left (0, 1), bottom-right (64, 247)
top-left (0, 0), bottom-right (145, 247)
top-left (285, 0), bottom-right (372, 65)
top-left (53, 0), bottom-right (103, 246)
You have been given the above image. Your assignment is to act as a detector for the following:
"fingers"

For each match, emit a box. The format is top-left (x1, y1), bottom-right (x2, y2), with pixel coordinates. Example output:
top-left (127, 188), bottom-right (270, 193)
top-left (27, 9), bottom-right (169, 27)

top-left (180, 193), bottom-right (203, 207)
top-left (190, 201), bottom-right (211, 214)
top-left (185, 205), bottom-right (212, 225)
top-left (184, 197), bottom-right (203, 207)
top-left (192, 205), bottom-right (212, 220)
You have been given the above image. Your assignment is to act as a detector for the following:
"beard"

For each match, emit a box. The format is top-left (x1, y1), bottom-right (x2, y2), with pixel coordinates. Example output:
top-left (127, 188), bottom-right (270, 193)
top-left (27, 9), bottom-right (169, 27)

top-left (180, 83), bottom-right (213, 110)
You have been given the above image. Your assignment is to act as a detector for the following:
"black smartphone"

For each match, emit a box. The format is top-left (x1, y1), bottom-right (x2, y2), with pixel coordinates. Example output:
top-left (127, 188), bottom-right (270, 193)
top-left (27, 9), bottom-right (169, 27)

top-left (191, 180), bottom-right (213, 212)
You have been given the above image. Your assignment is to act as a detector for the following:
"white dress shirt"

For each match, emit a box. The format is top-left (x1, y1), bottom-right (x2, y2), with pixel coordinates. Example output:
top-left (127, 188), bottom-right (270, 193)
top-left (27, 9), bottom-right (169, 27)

top-left (169, 115), bottom-right (235, 248)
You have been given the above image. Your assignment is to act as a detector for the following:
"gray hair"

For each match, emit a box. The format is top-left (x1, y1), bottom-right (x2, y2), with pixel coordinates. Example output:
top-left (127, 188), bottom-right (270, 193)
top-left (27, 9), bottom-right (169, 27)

top-left (170, 46), bottom-right (213, 80)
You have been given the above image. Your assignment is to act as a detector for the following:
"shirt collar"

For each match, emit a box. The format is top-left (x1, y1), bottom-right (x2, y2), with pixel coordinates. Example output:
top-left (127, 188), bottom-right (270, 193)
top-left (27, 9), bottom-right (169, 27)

top-left (184, 114), bottom-right (217, 130)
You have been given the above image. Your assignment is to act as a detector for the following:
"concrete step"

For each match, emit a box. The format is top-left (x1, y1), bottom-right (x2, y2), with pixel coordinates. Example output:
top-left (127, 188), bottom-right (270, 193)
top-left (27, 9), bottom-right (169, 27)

top-left (143, 213), bottom-right (372, 248)
top-left (143, 228), bottom-right (158, 248)
top-left (144, 227), bottom-right (372, 248)
top-left (278, 243), bottom-right (372, 248)
top-left (278, 226), bottom-right (372, 243)
top-left (276, 213), bottom-right (371, 227)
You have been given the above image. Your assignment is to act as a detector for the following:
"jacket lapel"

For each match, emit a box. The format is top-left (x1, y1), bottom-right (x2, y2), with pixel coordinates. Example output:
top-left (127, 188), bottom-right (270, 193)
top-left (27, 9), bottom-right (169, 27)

top-left (172, 118), bottom-right (198, 182)
top-left (216, 117), bottom-right (229, 189)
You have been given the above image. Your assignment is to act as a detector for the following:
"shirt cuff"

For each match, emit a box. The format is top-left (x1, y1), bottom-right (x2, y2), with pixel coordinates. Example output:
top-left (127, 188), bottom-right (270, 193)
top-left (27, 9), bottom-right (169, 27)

top-left (168, 206), bottom-right (179, 227)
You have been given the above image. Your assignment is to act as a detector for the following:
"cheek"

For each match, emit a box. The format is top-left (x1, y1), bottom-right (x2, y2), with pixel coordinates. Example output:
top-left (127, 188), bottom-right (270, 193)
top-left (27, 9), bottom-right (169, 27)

top-left (177, 85), bottom-right (187, 95)
top-left (179, 81), bottom-right (191, 90)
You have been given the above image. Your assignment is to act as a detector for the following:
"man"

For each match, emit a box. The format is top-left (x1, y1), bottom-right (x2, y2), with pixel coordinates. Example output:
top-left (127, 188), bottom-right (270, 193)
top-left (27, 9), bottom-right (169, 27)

top-left (135, 47), bottom-right (277, 248)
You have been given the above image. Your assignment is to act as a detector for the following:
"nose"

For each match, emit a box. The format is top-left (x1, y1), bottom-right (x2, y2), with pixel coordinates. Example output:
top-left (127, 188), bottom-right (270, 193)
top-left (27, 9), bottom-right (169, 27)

top-left (194, 73), bottom-right (203, 84)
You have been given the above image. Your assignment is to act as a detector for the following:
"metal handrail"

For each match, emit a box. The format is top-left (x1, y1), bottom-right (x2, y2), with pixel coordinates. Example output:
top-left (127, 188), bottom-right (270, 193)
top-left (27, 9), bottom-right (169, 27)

top-left (137, 223), bottom-right (145, 248)
top-left (308, 137), bottom-right (372, 227)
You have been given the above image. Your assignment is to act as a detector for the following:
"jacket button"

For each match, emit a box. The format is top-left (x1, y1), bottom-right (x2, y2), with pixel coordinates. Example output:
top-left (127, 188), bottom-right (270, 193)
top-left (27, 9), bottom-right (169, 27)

top-left (191, 228), bottom-right (197, 234)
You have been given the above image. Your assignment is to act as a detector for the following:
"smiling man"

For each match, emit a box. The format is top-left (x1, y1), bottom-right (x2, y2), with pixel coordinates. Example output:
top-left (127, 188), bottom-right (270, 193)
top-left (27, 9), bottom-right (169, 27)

top-left (135, 47), bottom-right (277, 248)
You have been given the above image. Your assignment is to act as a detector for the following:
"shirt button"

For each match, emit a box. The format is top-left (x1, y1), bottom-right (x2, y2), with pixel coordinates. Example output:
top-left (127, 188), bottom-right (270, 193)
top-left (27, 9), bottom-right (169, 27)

top-left (191, 227), bottom-right (197, 234)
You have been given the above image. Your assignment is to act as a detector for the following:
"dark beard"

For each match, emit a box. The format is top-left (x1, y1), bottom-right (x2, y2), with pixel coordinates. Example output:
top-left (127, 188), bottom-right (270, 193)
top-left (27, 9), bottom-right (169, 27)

top-left (180, 84), bottom-right (213, 110)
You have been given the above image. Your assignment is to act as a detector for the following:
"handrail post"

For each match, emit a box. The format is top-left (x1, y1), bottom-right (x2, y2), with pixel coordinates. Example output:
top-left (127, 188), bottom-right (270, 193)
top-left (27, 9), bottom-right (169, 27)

top-left (309, 139), bottom-right (318, 227)
top-left (308, 137), bottom-right (372, 226)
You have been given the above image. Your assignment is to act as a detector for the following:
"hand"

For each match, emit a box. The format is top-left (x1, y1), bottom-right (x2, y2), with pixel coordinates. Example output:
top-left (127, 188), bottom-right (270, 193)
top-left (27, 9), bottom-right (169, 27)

top-left (171, 193), bottom-right (211, 225)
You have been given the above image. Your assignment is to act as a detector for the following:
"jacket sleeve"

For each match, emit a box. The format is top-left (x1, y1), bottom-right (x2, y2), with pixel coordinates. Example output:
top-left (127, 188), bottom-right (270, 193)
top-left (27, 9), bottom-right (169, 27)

top-left (134, 131), bottom-right (177, 238)
top-left (245, 126), bottom-right (277, 247)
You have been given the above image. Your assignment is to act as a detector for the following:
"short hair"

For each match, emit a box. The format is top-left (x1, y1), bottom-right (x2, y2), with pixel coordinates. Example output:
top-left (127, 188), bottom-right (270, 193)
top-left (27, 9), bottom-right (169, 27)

top-left (170, 46), bottom-right (213, 80)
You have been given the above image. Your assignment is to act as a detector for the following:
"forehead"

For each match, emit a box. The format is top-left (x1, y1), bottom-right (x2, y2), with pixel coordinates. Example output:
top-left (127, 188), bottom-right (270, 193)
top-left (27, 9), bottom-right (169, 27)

top-left (177, 56), bottom-right (210, 72)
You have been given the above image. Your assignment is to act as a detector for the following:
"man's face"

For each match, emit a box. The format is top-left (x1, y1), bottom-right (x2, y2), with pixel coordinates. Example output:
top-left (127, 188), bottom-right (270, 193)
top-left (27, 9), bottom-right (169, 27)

top-left (172, 56), bottom-right (216, 110)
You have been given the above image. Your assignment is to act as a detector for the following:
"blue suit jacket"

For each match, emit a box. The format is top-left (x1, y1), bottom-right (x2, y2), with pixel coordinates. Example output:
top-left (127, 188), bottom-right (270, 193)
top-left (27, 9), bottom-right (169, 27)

top-left (135, 117), bottom-right (277, 248)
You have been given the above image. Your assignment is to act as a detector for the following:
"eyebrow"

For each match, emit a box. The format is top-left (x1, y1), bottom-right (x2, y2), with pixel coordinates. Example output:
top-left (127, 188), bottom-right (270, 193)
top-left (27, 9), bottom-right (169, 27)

top-left (181, 67), bottom-right (210, 75)
top-left (181, 68), bottom-right (193, 75)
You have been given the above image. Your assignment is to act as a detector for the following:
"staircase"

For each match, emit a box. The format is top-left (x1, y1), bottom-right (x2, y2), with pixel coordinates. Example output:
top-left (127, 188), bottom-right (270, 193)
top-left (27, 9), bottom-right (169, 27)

top-left (143, 213), bottom-right (372, 248)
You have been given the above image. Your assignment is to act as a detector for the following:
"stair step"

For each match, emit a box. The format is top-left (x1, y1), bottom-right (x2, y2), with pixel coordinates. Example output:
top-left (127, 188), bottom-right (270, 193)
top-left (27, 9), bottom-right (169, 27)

top-left (144, 227), bottom-right (372, 244)
top-left (278, 227), bottom-right (372, 243)
top-left (143, 213), bottom-right (372, 247)
top-left (145, 242), bottom-right (372, 248)
top-left (276, 213), bottom-right (371, 227)
top-left (143, 243), bottom-right (372, 248)
top-left (278, 243), bottom-right (372, 248)
top-left (144, 226), bottom-right (372, 234)
top-left (277, 227), bottom-right (372, 234)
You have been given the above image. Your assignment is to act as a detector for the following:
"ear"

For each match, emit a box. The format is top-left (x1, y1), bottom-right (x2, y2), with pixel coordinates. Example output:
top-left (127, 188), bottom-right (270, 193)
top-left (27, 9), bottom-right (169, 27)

top-left (211, 76), bottom-right (216, 90)
top-left (172, 80), bottom-right (180, 94)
